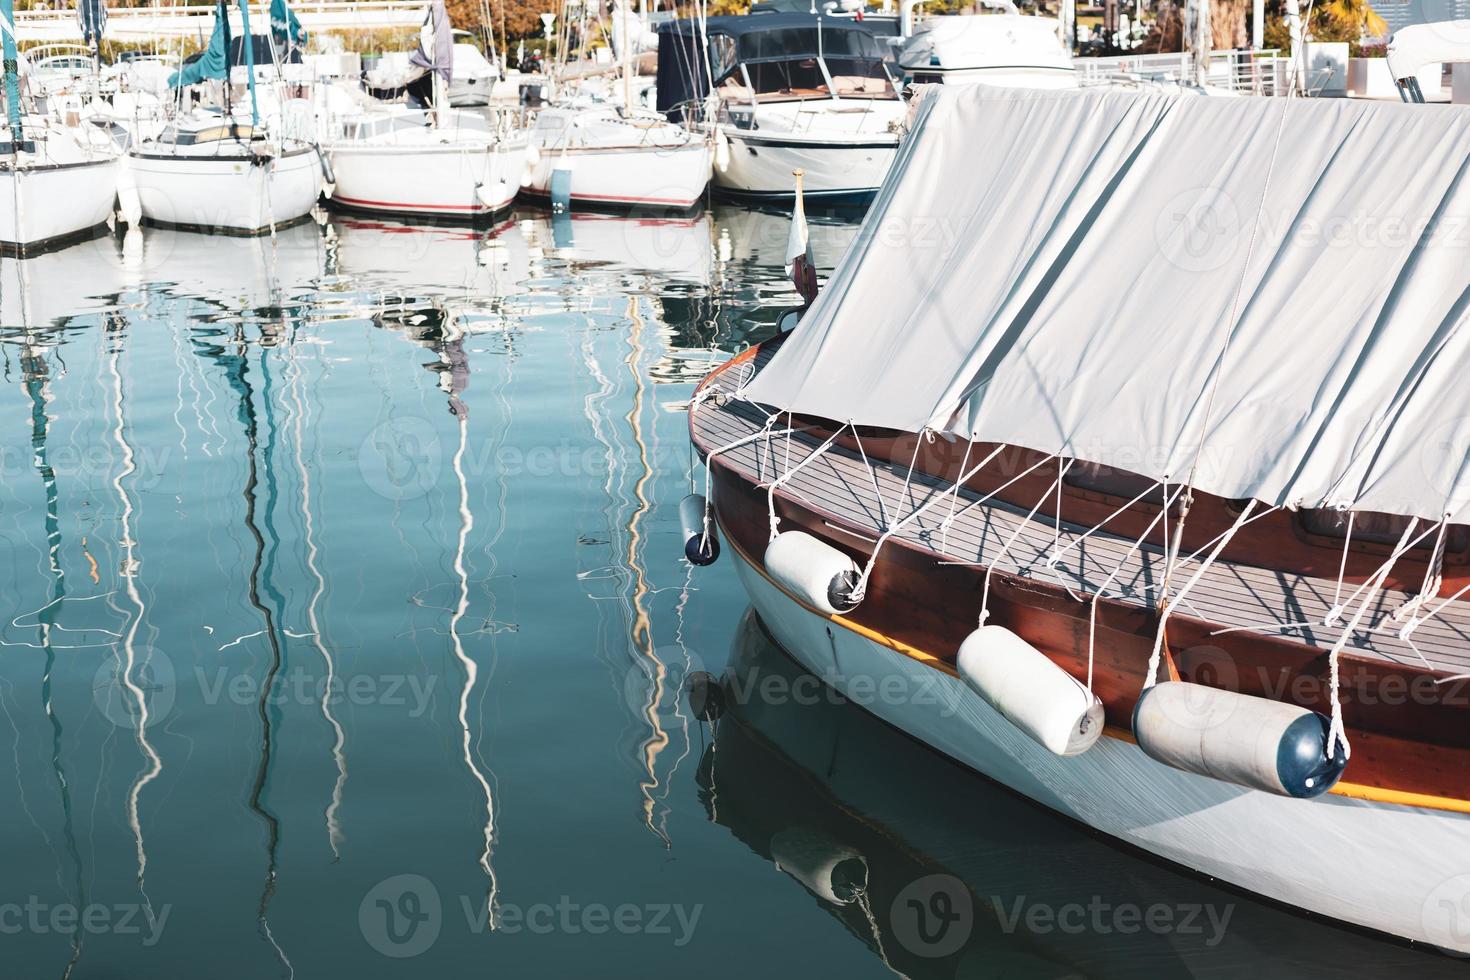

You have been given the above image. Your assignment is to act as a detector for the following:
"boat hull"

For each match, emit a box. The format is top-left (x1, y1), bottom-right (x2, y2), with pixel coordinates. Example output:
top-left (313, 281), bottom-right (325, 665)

top-left (129, 147), bottom-right (319, 234)
top-left (728, 540), bottom-right (1470, 954)
top-left (0, 157), bottom-right (118, 253)
top-left (525, 141), bottom-right (710, 210)
top-left (328, 139), bottom-right (527, 219)
top-left (714, 131), bottom-right (898, 199)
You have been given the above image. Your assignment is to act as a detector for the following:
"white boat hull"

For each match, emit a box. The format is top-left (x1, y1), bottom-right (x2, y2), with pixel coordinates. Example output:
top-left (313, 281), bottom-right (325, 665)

top-left (330, 139), bottom-right (527, 218)
top-left (129, 147), bottom-right (320, 234)
top-left (715, 131), bottom-right (897, 199)
top-left (729, 543), bottom-right (1470, 954)
top-left (526, 141), bottom-right (711, 209)
top-left (0, 158), bottom-right (117, 252)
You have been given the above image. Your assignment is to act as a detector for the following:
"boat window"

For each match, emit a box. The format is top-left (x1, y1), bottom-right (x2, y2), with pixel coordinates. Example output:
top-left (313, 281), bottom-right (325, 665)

top-left (1296, 508), bottom-right (1468, 551)
top-left (824, 54), bottom-right (893, 97)
top-left (745, 58), bottom-right (829, 97)
top-left (709, 35), bottom-right (738, 81)
top-left (1063, 461), bottom-right (1173, 508)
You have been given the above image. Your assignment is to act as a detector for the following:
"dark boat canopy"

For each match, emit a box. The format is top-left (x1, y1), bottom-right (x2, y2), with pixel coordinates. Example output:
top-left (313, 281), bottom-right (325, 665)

top-left (656, 12), bottom-right (898, 117)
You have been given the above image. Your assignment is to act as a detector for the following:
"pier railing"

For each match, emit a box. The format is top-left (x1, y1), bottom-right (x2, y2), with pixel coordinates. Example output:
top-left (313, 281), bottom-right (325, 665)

top-left (1075, 49), bottom-right (1306, 96)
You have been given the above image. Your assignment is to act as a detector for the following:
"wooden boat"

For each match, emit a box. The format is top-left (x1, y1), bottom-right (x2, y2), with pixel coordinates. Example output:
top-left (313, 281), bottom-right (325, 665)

top-left (687, 86), bottom-right (1470, 953)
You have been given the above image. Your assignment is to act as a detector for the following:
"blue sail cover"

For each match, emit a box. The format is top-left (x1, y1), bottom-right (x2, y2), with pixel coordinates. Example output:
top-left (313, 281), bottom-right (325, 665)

top-left (270, 0), bottom-right (305, 50)
top-left (77, 0), bottom-right (107, 45)
top-left (169, 1), bottom-right (231, 87)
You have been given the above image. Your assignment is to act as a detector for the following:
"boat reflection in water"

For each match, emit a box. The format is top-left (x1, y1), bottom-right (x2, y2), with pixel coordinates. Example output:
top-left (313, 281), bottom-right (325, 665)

top-left (696, 613), bottom-right (1466, 978)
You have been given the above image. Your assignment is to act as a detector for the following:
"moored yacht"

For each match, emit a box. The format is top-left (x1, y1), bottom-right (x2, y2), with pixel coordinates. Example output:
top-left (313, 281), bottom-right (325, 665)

top-left (897, 5), bottom-right (1076, 87)
top-left (0, 8), bottom-right (118, 253)
top-left (523, 103), bottom-right (711, 210)
top-left (325, 0), bottom-right (529, 219)
top-left (686, 85), bottom-right (1470, 953)
top-left (657, 12), bottom-right (905, 202)
top-left (124, 0), bottom-right (320, 234)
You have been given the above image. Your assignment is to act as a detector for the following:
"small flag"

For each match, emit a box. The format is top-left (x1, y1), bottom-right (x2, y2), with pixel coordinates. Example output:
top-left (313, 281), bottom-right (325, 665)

top-left (786, 169), bottom-right (818, 307)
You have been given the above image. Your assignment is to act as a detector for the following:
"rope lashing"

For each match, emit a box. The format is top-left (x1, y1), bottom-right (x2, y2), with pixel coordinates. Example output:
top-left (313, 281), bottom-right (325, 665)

top-left (765, 423), bottom-right (851, 542)
top-left (1086, 484), bottom-right (1189, 692)
top-left (845, 442), bottom-right (1010, 606)
top-left (978, 459), bottom-right (1072, 627)
top-left (1143, 499), bottom-right (1258, 691)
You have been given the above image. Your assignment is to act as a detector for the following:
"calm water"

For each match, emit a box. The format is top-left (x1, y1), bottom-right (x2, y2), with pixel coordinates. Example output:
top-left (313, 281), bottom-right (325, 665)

top-left (0, 207), bottom-right (1458, 978)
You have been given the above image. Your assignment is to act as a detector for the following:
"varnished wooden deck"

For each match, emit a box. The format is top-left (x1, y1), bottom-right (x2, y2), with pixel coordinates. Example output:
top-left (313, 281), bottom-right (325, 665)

top-left (694, 348), bottom-right (1470, 677)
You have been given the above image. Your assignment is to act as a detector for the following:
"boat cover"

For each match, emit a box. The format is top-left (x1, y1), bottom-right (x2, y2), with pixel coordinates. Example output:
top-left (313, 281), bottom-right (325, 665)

top-left (739, 86), bottom-right (1470, 521)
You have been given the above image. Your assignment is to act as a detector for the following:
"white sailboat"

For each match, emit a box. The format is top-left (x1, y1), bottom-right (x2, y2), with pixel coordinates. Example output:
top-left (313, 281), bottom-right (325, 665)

top-left (325, 1), bottom-right (528, 220)
top-left (523, 0), bottom-right (710, 210)
top-left (124, 0), bottom-right (320, 234)
top-left (0, 4), bottom-right (118, 252)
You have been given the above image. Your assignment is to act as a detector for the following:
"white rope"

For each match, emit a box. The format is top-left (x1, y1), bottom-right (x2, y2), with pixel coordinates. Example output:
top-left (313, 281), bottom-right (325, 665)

top-left (939, 439), bottom-right (975, 554)
top-left (1086, 485), bottom-right (1188, 691)
top-left (1322, 518), bottom-right (1439, 627)
top-left (765, 423), bottom-right (850, 542)
top-left (1320, 517), bottom-right (1425, 760)
top-left (1144, 500), bottom-right (1258, 690)
top-left (1329, 510), bottom-right (1355, 617)
top-left (847, 443), bottom-right (1009, 604)
top-left (1045, 477), bottom-right (1164, 570)
top-left (849, 427), bottom-right (889, 531)
top-left (978, 460), bottom-right (1071, 627)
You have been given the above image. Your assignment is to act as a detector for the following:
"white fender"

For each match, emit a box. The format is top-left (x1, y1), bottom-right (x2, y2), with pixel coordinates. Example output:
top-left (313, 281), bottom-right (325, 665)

top-left (116, 159), bottom-right (142, 226)
top-left (714, 130), bottom-right (731, 174)
top-left (763, 530), bottom-right (859, 615)
top-left (770, 828), bottom-right (867, 905)
top-left (521, 142), bottom-right (541, 187)
top-left (1133, 682), bottom-right (1347, 798)
top-left (957, 626), bottom-right (1104, 757)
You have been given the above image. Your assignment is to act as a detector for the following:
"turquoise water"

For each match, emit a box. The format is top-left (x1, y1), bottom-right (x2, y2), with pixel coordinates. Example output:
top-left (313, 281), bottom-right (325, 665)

top-left (0, 207), bottom-right (1457, 978)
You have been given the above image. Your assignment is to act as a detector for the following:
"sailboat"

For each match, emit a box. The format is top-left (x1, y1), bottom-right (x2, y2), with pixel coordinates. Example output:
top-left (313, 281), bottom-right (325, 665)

top-left (124, 0), bottom-right (320, 234)
top-left (0, 0), bottom-right (118, 253)
top-left (688, 86), bottom-right (1470, 952)
top-left (324, 0), bottom-right (529, 220)
top-left (522, 0), bottom-right (711, 210)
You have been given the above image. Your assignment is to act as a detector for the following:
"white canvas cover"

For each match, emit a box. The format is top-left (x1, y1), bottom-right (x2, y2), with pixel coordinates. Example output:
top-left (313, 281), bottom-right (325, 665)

top-left (740, 86), bottom-right (1470, 520)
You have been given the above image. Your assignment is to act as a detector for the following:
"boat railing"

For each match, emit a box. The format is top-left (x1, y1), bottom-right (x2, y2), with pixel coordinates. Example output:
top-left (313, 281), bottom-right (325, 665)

top-left (1075, 49), bottom-right (1303, 96)
top-left (15, 1), bottom-right (425, 43)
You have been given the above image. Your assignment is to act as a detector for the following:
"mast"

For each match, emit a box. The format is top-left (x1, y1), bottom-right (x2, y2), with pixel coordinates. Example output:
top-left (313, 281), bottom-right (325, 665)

top-left (237, 0), bottom-right (260, 127)
top-left (621, 0), bottom-right (633, 111)
top-left (1, 0), bottom-right (24, 150)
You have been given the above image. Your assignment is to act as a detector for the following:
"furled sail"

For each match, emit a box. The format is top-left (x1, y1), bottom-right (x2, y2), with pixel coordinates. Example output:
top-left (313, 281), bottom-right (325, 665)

top-left (409, 0), bottom-right (453, 84)
top-left (77, 0), bottom-right (107, 46)
top-left (269, 0), bottom-right (306, 52)
top-left (740, 87), bottom-right (1470, 522)
top-left (169, 1), bottom-right (232, 88)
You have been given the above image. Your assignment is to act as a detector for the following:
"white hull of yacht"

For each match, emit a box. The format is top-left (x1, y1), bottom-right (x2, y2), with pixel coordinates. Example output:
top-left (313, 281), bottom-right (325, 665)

top-left (329, 138), bottom-right (527, 218)
top-left (715, 130), bottom-right (897, 199)
top-left (1, 158), bottom-right (118, 252)
top-left (525, 141), bottom-right (711, 209)
top-left (728, 543), bottom-right (1470, 955)
top-left (128, 147), bottom-right (320, 234)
